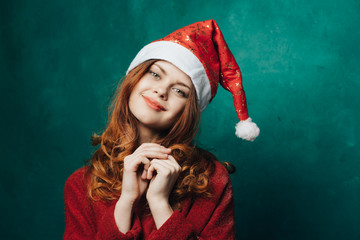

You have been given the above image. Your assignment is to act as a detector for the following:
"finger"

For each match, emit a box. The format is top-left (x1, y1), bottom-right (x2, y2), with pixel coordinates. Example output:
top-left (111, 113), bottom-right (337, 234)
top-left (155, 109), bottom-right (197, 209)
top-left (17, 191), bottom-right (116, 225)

top-left (147, 164), bottom-right (156, 180)
top-left (137, 143), bottom-right (172, 153)
top-left (139, 143), bottom-right (163, 148)
top-left (132, 146), bottom-right (171, 159)
top-left (125, 156), bottom-right (150, 172)
top-left (152, 158), bottom-right (179, 172)
top-left (136, 150), bottom-right (170, 160)
top-left (137, 145), bottom-right (171, 152)
top-left (150, 160), bottom-right (175, 176)
top-left (168, 155), bottom-right (177, 162)
top-left (141, 158), bottom-right (151, 179)
top-left (141, 167), bottom-right (148, 180)
top-left (167, 155), bottom-right (182, 172)
top-left (147, 160), bottom-right (171, 179)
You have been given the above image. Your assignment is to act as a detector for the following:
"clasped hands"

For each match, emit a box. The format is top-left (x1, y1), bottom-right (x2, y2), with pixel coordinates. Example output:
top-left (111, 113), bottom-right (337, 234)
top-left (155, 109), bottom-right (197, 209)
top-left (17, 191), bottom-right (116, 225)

top-left (120, 143), bottom-right (181, 208)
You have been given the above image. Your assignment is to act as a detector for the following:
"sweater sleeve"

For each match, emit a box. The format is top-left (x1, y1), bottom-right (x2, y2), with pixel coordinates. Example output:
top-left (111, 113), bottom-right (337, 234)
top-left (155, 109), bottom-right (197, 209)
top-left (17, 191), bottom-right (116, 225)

top-left (147, 162), bottom-right (235, 240)
top-left (63, 168), bottom-right (142, 240)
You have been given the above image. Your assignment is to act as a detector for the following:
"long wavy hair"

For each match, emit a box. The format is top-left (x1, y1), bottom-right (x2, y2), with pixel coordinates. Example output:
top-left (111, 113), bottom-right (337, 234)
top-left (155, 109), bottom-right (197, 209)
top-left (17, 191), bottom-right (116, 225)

top-left (86, 59), bottom-right (233, 209)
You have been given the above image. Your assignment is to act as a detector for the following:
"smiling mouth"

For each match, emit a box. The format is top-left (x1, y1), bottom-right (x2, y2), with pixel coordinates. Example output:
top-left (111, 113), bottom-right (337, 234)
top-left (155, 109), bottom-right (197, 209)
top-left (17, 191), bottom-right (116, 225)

top-left (142, 95), bottom-right (166, 111)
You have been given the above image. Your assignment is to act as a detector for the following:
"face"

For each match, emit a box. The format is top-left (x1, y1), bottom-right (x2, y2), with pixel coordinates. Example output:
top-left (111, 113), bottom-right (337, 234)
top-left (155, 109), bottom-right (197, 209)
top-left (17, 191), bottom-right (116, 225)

top-left (129, 60), bottom-right (193, 132)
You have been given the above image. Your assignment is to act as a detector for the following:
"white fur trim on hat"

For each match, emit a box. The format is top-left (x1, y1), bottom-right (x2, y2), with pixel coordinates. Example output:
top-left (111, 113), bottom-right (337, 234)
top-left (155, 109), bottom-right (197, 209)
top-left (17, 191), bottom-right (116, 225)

top-left (235, 118), bottom-right (260, 141)
top-left (126, 41), bottom-right (212, 112)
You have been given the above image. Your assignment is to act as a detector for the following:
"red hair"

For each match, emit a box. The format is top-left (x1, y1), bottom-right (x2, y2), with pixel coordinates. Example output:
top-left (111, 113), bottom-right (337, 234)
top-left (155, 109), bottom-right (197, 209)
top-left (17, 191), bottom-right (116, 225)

top-left (86, 60), bottom-right (232, 209)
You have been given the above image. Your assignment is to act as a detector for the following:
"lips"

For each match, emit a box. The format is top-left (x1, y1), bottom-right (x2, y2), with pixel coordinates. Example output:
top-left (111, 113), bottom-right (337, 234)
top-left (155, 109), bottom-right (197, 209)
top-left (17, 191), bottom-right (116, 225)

top-left (142, 95), bottom-right (166, 111)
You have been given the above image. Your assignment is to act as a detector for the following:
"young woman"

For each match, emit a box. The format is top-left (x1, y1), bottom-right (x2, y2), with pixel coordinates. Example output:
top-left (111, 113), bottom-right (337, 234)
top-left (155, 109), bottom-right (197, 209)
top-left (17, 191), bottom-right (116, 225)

top-left (64, 19), bottom-right (259, 240)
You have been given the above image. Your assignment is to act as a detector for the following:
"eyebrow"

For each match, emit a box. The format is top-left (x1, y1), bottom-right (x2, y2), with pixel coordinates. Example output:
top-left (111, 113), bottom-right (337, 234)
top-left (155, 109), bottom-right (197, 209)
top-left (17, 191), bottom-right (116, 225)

top-left (153, 63), bottom-right (167, 76)
top-left (153, 64), bottom-right (191, 90)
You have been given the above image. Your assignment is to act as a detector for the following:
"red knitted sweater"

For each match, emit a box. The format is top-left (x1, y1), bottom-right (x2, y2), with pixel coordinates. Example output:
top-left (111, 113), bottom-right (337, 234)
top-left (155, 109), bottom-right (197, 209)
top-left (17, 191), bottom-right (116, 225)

top-left (63, 160), bottom-right (235, 239)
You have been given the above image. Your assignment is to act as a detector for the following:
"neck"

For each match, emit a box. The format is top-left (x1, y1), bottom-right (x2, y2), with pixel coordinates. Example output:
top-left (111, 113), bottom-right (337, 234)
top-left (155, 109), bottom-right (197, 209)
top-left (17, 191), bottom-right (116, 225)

top-left (137, 123), bottom-right (161, 144)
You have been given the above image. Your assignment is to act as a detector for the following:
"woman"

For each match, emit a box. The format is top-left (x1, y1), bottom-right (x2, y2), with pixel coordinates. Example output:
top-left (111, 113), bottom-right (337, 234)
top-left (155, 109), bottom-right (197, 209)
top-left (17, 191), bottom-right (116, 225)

top-left (64, 19), bottom-right (259, 239)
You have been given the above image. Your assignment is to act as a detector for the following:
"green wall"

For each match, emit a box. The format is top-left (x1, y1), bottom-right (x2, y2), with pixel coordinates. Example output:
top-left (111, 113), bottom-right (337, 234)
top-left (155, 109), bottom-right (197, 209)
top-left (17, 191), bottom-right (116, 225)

top-left (1, 0), bottom-right (359, 239)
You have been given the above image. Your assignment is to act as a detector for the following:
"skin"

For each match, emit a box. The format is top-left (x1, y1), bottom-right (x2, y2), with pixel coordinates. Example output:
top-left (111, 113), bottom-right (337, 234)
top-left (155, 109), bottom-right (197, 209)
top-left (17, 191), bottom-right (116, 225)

top-left (115, 61), bottom-right (193, 233)
top-left (128, 60), bottom-right (192, 143)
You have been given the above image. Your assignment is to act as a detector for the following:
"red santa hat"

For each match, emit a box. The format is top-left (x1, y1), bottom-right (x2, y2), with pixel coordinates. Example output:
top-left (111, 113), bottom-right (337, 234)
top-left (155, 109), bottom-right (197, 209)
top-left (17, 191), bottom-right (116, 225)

top-left (126, 19), bottom-right (260, 141)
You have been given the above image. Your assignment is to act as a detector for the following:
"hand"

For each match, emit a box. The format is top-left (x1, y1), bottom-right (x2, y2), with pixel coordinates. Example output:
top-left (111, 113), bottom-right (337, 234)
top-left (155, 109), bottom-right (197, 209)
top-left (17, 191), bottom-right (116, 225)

top-left (146, 155), bottom-right (181, 205)
top-left (145, 155), bottom-right (181, 229)
top-left (115, 143), bottom-right (171, 233)
top-left (120, 143), bottom-right (171, 204)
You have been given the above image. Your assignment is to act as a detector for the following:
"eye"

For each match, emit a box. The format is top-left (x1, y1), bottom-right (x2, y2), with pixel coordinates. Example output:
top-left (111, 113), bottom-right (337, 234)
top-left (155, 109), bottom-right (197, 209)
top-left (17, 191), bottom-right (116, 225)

top-left (149, 71), bottom-right (160, 79)
top-left (173, 88), bottom-right (187, 97)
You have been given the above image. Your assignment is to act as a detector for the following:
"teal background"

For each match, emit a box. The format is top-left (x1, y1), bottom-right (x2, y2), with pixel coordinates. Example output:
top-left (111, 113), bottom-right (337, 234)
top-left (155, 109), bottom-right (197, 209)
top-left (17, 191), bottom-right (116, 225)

top-left (1, 0), bottom-right (359, 239)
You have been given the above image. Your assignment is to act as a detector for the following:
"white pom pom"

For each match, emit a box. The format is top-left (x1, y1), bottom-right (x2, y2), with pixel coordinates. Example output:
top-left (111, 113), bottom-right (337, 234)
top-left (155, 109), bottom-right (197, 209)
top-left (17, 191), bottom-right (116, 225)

top-left (235, 118), bottom-right (260, 141)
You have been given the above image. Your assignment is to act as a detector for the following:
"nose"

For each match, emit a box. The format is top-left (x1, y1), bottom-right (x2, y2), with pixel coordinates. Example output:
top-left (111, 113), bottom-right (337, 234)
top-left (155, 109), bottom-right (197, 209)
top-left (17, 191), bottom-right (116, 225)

top-left (153, 86), bottom-right (168, 100)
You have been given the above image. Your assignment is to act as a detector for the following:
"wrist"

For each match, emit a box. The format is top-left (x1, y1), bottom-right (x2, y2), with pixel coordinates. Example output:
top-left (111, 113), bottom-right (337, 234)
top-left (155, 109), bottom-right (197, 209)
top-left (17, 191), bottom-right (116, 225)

top-left (148, 197), bottom-right (172, 212)
top-left (115, 196), bottom-right (135, 234)
top-left (117, 195), bottom-right (136, 211)
top-left (148, 198), bottom-right (173, 229)
top-left (119, 194), bottom-right (138, 205)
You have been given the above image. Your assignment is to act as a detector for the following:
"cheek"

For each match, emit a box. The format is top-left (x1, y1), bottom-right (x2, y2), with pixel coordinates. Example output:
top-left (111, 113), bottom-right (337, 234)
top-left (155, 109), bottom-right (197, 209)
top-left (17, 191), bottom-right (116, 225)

top-left (128, 91), bottom-right (139, 115)
top-left (179, 98), bottom-right (188, 109)
top-left (171, 100), bottom-right (188, 116)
